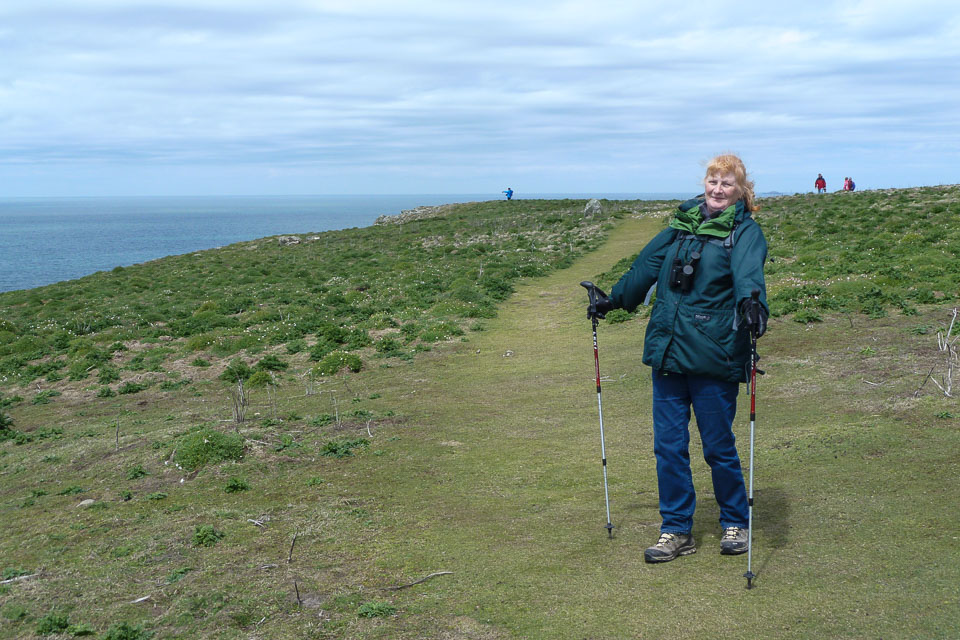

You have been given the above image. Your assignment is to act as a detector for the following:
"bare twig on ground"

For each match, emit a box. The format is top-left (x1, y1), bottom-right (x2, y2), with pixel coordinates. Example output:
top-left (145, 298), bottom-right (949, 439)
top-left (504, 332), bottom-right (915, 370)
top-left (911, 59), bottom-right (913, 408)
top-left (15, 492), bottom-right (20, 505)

top-left (288, 532), bottom-right (298, 563)
top-left (381, 571), bottom-right (453, 591)
top-left (914, 365), bottom-right (936, 397)
top-left (0, 573), bottom-right (37, 585)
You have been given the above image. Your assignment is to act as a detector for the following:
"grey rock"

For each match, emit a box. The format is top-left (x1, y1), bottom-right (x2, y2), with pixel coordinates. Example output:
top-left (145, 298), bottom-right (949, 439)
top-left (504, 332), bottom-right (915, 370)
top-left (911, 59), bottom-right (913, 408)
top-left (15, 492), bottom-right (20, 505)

top-left (584, 199), bottom-right (602, 217)
top-left (277, 236), bottom-right (301, 246)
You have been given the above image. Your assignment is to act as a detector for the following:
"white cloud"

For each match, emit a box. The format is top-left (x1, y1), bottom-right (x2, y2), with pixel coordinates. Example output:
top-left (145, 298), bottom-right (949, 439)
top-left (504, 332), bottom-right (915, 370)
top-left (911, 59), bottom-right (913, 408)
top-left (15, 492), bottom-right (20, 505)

top-left (1, 0), bottom-right (959, 194)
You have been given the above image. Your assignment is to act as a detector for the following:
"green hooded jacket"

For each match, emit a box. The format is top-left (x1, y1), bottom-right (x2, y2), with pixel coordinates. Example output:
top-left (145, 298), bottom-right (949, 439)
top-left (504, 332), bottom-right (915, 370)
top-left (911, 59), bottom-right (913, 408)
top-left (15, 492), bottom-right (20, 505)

top-left (609, 197), bottom-right (768, 383)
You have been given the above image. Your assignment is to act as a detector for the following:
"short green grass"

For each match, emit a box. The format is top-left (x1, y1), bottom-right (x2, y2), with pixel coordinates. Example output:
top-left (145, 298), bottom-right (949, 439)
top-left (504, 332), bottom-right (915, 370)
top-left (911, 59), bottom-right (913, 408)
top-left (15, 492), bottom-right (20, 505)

top-left (0, 192), bottom-right (958, 638)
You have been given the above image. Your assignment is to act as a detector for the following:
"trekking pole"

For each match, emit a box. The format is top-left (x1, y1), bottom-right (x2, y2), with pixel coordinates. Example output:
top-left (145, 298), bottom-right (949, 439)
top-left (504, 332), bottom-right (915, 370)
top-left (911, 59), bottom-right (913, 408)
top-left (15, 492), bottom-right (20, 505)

top-left (744, 289), bottom-right (761, 589)
top-left (580, 281), bottom-right (614, 538)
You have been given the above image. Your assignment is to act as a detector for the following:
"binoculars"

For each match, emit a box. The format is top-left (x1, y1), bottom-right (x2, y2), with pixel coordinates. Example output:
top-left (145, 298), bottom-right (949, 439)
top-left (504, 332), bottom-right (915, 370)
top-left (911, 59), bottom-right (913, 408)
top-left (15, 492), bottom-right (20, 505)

top-left (669, 250), bottom-right (701, 292)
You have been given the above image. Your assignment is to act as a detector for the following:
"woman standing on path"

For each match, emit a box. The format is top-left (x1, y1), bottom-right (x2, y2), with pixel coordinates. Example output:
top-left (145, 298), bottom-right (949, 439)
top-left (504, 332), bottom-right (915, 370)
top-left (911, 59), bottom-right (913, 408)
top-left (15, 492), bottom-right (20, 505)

top-left (587, 154), bottom-right (769, 563)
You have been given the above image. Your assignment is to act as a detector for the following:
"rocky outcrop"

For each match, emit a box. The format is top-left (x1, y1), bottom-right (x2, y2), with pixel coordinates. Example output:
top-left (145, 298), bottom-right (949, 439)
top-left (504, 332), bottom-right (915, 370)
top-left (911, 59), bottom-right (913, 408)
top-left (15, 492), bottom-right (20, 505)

top-left (277, 236), bottom-right (301, 246)
top-left (375, 203), bottom-right (465, 225)
top-left (584, 199), bottom-right (602, 217)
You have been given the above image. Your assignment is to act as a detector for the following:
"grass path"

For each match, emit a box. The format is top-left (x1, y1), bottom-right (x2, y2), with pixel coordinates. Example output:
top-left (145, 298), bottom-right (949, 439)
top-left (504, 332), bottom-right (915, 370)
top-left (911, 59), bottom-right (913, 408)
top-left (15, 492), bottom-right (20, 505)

top-left (346, 213), bottom-right (959, 639)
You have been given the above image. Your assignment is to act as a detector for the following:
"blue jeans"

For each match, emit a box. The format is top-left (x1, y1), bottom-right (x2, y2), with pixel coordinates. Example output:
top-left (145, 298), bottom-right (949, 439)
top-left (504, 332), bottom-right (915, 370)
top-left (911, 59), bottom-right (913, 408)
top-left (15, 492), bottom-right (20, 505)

top-left (651, 369), bottom-right (749, 534)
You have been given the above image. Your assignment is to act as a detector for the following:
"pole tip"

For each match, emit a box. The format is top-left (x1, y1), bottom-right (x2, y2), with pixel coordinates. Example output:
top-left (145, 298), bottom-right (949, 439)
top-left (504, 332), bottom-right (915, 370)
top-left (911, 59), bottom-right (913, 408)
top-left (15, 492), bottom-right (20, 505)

top-left (605, 523), bottom-right (614, 538)
top-left (744, 571), bottom-right (755, 589)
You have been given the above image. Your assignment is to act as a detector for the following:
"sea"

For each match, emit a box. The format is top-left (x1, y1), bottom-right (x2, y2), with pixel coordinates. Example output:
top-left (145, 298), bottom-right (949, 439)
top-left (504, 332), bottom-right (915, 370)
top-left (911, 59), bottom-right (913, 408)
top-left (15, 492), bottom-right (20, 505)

top-left (0, 193), bottom-right (686, 293)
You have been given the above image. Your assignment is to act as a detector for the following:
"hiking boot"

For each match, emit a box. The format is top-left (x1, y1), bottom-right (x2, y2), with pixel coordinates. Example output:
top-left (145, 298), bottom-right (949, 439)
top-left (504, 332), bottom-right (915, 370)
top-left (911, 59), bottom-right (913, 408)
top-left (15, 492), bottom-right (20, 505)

top-left (720, 526), bottom-right (748, 555)
top-left (644, 532), bottom-right (696, 563)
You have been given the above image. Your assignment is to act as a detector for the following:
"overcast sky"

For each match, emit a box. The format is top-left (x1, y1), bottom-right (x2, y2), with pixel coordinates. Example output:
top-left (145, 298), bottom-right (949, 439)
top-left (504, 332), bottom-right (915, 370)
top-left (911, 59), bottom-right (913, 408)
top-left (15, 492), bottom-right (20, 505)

top-left (2, 0), bottom-right (959, 197)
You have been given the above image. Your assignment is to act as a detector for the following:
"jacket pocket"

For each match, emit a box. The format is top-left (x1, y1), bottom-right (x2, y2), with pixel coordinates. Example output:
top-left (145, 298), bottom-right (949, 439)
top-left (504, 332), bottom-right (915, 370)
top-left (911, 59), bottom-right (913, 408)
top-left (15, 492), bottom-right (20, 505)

top-left (688, 308), bottom-right (736, 363)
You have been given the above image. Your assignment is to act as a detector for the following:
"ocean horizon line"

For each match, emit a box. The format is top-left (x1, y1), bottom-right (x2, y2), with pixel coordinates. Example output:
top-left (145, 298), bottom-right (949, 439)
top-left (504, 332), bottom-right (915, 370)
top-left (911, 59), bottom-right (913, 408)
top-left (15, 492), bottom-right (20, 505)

top-left (0, 191), bottom-right (690, 202)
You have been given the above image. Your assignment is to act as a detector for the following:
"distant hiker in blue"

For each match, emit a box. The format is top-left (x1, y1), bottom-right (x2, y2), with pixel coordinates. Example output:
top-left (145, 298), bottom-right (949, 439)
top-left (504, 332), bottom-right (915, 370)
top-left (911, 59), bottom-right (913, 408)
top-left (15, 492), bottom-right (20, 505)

top-left (587, 154), bottom-right (768, 563)
top-left (502, 188), bottom-right (513, 200)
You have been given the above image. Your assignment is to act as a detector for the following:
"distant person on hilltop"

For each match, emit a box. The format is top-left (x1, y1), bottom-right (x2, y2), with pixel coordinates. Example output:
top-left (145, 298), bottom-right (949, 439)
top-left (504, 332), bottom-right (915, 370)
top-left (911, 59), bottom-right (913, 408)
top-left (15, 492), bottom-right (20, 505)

top-left (502, 187), bottom-right (514, 200)
top-left (586, 153), bottom-right (768, 563)
top-left (848, 177), bottom-right (855, 191)
top-left (815, 174), bottom-right (826, 193)
top-left (843, 177), bottom-right (850, 191)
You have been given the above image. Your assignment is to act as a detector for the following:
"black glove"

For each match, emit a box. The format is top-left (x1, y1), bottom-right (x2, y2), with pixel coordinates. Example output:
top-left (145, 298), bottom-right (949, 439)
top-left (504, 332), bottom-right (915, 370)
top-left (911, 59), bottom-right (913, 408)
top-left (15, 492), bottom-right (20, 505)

top-left (740, 296), bottom-right (768, 338)
top-left (587, 288), bottom-right (614, 320)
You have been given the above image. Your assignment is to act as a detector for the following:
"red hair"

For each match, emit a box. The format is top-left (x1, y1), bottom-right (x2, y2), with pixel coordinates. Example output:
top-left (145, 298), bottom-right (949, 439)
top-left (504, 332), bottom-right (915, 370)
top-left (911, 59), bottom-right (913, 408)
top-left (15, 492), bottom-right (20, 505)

top-left (704, 154), bottom-right (758, 211)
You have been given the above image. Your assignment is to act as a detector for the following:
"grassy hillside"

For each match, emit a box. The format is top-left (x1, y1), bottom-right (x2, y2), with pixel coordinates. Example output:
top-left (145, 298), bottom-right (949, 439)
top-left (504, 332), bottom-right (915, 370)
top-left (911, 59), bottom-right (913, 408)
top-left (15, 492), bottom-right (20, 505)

top-left (1, 188), bottom-right (958, 639)
top-left (0, 199), bottom-right (633, 394)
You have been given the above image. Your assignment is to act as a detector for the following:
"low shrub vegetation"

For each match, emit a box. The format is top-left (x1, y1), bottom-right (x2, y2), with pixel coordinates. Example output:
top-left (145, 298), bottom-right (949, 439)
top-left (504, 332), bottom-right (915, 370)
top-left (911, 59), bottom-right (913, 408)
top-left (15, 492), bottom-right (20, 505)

top-left (192, 525), bottom-right (225, 547)
top-left (320, 437), bottom-right (369, 458)
top-left (223, 477), bottom-right (250, 493)
top-left (761, 186), bottom-right (960, 318)
top-left (356, 601), bottom-right (397, 618)
top-left (174, 427), bottom-right (244, 470)
top-left (314, 351), bottom-right (363, 376)
top-left (0, 199), bottom-right (618, 389)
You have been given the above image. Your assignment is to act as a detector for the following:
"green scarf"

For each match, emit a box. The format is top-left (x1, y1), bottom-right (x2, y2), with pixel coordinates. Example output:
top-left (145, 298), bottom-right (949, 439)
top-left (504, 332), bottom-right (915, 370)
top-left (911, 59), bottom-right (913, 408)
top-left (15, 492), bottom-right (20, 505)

top-left (669, 202), bottom-right (737, 238)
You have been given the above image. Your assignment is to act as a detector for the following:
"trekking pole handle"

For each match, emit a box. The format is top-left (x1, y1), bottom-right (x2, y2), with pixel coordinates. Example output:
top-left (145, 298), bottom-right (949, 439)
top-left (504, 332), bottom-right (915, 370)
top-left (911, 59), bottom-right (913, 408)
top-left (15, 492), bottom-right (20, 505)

top-left (581, 281), bottom-right (598, 305)
top-left (581, 281), bottom-right (600, 328)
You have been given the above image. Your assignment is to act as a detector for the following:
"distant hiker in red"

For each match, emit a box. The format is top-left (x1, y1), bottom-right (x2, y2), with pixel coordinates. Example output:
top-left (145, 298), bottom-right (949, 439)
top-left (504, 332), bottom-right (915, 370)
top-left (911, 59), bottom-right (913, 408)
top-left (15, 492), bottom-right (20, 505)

top-left (815, 174), bottom-right (826, 193)
top-left (843, 177), bottom-right (851, 191)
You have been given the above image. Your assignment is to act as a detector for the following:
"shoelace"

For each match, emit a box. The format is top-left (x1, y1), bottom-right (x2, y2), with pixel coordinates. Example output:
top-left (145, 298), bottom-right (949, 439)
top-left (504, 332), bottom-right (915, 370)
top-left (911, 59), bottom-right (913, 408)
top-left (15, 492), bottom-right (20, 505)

top-left (655, 533), bottom-right (677, 547)
top-left (722, 527), bottom-right (743, 540)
